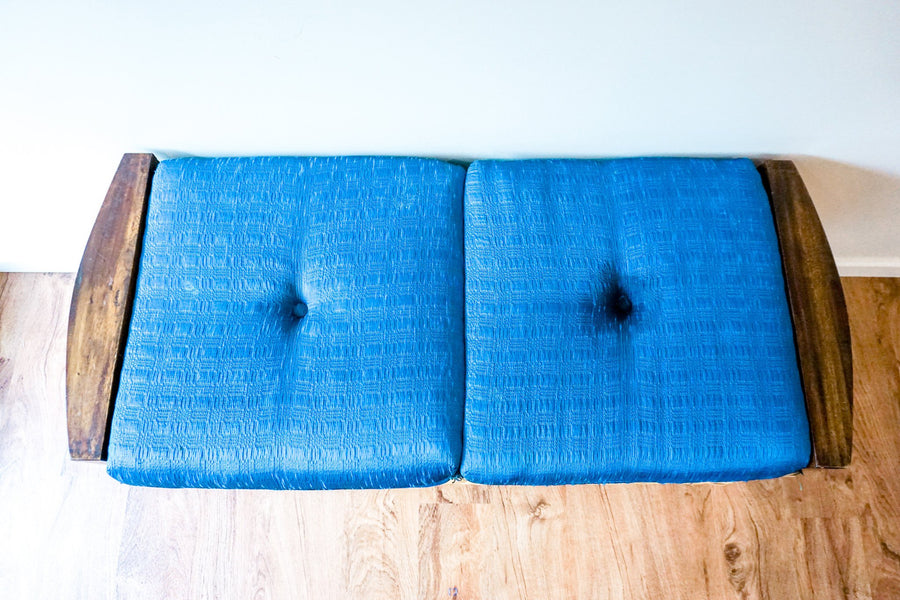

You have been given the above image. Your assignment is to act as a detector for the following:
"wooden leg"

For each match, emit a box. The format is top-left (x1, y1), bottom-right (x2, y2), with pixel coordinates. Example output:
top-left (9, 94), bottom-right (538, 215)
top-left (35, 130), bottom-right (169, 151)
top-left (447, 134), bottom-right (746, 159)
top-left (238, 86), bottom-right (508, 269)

top-left (66, 153), bottom-right (157, 460)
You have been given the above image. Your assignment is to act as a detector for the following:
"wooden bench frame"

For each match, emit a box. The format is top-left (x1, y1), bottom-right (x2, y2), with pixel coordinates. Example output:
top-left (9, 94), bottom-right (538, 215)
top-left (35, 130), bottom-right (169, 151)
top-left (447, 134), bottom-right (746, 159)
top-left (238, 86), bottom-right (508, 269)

top-left (66, 154), bottom-right (854, 469)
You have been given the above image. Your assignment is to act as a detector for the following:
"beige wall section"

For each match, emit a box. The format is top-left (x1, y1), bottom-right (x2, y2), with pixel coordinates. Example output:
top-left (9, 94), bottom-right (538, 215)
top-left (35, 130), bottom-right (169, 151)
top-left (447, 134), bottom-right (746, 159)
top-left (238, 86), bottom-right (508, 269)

top-left (0, 1), bottom-right (898, 273)
top-left (795, 158), bottom-right (900, 276)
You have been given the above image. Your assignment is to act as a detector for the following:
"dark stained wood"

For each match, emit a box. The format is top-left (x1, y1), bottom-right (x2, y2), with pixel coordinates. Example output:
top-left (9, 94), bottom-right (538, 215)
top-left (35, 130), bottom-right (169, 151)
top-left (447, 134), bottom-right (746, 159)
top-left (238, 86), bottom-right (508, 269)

top-left (66, 153), bottom-right (157, 460)
top-left (758, 160), bottom-right (853, 468)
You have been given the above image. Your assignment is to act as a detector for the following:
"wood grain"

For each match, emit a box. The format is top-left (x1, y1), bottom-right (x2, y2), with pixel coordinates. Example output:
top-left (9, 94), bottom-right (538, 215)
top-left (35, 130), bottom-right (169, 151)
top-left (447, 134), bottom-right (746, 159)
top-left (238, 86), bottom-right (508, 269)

top-left (1, 273), bottom-right (898, 599)
top-left (66, 153), bottom-right (157, 460)
top-left (758, 160), bottom-right (854, 468)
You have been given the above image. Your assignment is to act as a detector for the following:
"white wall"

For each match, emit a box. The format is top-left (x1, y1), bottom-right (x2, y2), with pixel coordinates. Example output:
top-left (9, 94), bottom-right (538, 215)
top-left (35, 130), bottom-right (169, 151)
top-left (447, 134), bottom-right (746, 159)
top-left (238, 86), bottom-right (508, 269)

top-left (1, 0), bottom-right (898, 274)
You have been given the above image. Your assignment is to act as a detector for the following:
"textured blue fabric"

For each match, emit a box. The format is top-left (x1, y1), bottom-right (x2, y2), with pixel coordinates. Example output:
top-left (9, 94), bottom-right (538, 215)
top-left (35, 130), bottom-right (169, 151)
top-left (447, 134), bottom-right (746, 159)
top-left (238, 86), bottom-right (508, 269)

top-left (107, 156), bottom-right (466, 489)
top-left (461, 158), bottom-right (810, 484)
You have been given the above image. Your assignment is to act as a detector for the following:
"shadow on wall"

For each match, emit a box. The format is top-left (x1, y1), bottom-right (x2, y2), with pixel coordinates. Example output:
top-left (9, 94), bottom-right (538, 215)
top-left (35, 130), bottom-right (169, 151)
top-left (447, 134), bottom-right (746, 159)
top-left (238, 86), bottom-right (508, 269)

top-left (788, 156), bottom-right (900, 277)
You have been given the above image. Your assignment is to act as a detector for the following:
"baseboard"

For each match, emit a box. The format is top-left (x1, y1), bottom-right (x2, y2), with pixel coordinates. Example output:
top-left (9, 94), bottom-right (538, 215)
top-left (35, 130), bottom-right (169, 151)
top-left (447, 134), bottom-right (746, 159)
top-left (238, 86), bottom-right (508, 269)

top-left (836, 258), bottom-right (900, 278)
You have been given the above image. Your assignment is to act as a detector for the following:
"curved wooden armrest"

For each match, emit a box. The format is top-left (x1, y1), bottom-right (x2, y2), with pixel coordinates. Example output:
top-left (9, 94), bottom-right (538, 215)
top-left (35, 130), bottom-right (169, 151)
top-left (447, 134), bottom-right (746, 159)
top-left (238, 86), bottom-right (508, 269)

top-left (757, 160), bottom-right (853, 468)
top-left (67, 153), bottom-right (157, 460)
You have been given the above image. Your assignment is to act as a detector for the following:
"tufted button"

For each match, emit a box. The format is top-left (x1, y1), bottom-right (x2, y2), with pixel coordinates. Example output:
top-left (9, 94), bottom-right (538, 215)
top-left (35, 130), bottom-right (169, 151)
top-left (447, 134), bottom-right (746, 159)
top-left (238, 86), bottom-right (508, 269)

top-left (292, 301), bottom-right (308, 319)
top-left (603, 282), bottom-right (634, 324)
top-left (613, 291), bottom-right (633, 318)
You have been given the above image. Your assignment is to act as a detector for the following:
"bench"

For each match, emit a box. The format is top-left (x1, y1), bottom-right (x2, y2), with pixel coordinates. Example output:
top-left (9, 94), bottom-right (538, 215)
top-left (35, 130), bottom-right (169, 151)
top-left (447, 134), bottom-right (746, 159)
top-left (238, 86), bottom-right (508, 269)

top-left (66, 154), bottom-right (852, 488)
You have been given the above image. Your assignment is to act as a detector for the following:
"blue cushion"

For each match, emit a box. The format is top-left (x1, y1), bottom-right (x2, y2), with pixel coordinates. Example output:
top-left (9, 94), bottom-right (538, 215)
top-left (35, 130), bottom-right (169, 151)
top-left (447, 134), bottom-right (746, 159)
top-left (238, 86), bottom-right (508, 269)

top-left (462, 158), bottom-right (810, 484)
top-left (107, 156), bottom-right (467, 489)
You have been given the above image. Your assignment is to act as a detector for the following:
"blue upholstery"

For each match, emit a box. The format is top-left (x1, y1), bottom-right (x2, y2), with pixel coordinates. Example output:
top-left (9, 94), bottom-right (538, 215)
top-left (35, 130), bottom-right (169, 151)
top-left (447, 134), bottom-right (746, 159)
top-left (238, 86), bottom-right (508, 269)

top-left (107, 156), bottom-right (467, 489)
top-left (462, 158), bottom-right (810, 484)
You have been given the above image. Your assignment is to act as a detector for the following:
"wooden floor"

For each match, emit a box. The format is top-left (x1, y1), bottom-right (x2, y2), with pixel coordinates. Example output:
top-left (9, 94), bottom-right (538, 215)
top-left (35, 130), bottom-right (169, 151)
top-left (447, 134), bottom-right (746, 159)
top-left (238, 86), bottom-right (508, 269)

top-left (0, 274), bottom-right (898, 600)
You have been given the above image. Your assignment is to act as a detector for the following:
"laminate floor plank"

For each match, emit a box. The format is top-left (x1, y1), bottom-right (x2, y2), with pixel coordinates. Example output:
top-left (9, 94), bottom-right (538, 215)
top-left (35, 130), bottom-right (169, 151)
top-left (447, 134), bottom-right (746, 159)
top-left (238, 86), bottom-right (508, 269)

top-left (0, 274), bottom-right (897, 599)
